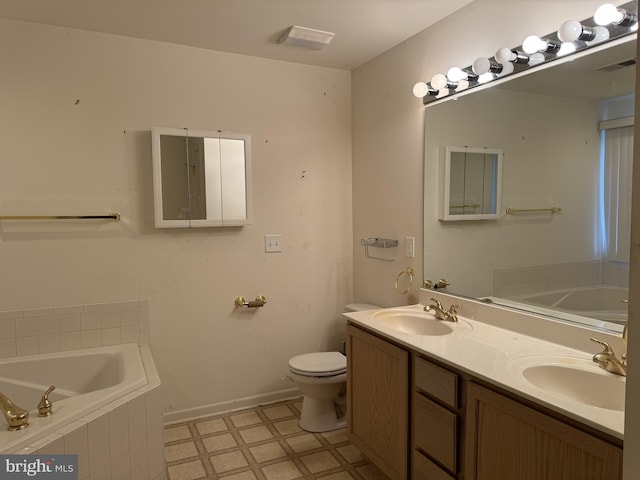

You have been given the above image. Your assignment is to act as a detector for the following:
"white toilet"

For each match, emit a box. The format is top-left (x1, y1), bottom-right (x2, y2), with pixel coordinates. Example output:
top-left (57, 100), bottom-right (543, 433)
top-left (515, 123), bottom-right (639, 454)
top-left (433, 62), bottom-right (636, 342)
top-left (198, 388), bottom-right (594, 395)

top-left (288, 303), bottom-right (380, 432)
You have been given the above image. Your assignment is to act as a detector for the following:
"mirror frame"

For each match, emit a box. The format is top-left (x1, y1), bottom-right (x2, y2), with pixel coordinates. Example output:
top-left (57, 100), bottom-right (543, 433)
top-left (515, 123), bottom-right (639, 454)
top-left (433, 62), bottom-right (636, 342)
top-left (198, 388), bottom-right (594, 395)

top-left (151, 127), bottom-right (253, 228)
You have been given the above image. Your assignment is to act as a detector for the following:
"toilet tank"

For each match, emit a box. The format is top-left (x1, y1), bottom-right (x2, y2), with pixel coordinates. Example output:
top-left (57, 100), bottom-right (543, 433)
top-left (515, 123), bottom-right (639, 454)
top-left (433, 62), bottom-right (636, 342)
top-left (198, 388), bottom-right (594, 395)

top-left (342, 304), bottom-right (380, 355)
top-left (345, 303), bottom-right (380, 312)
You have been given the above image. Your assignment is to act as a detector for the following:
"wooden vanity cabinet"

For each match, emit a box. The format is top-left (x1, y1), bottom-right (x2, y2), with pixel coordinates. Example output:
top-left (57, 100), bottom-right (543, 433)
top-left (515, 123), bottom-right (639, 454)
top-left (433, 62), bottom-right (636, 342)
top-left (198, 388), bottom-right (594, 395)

top-left (346, 323), bottom-right (623, 480)
top-left (465, 382), bottom-right (623, 480)
top-left (412, 355), bottom-right (461, 480)
top-left (346, 324), bottom-right (409, 480)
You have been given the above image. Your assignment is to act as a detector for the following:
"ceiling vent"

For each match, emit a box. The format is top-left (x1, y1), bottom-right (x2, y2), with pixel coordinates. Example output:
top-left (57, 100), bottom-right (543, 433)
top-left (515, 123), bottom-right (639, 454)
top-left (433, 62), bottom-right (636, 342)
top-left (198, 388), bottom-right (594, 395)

top-left (280, 26), bottom-right (335, 50)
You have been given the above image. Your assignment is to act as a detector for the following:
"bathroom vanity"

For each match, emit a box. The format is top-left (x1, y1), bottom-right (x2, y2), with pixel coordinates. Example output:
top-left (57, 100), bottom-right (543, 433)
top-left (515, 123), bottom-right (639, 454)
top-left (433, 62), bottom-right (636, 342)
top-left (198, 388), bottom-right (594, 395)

top-left (344, 292), bottom-right (625, 480)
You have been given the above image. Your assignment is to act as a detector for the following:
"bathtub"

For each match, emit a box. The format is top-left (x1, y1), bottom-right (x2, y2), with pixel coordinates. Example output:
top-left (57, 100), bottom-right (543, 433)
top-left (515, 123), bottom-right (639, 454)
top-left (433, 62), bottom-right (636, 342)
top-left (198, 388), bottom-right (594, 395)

top-left (0, 343), bottom-right (148, 454)
top-left (509, 285), bottom-right (628, 324)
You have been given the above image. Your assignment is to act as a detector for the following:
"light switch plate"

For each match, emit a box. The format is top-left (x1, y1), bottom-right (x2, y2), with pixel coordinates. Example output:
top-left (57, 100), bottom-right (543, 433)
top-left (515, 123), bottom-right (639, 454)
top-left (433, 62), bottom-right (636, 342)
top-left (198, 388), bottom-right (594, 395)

top-left (265, 234), bottom-right (283, 253)
top-left (405, 236), bottom-right (415, 258)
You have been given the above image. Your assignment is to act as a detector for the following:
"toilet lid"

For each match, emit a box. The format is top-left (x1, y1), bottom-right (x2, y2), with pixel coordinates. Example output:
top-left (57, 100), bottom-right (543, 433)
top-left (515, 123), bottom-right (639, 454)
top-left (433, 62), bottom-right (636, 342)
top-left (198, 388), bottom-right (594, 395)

top-left (289, 352), bottom-right (346, 376)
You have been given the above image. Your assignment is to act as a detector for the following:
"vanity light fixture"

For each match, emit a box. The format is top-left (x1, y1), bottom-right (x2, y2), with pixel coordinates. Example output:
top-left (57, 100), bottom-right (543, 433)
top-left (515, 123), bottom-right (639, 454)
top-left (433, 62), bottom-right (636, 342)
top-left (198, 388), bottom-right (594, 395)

top-left (594, 3), bottom-right (638, 26)
top-left (414, 0), bottom-right (638, 105)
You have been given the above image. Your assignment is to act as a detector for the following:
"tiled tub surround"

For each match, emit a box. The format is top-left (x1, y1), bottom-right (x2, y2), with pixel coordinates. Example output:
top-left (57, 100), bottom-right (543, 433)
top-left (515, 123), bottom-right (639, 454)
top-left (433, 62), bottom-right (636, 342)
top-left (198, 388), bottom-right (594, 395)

top-left (0, 301), bottom-right (164, 479)
top-left (493, 260), bottom-right (629, 298)
top-left (3, 345), bottom-right (165, 480)
top-left (0, 300), bottom-right (150, 358)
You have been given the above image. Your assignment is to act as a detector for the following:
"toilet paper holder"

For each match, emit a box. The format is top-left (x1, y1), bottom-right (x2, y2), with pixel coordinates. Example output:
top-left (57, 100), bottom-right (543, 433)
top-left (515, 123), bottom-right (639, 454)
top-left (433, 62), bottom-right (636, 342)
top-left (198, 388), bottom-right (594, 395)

top-left (235, 294), bottom-right (267, 308)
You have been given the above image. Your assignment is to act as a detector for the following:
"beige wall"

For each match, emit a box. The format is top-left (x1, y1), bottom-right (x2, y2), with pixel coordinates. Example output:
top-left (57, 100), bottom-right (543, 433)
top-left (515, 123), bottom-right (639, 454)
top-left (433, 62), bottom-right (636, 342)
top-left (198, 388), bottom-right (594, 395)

top-left (0, 18), bottom-right (353, 421)
top-left (351, 0), bottom-right (639, 476)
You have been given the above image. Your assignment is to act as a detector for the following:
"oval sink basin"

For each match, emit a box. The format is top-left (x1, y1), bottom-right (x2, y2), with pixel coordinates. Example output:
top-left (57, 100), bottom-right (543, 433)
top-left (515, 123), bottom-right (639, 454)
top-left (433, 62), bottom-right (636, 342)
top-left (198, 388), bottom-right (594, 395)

top-left (511, 356), bottom-right (625, 411)
top-left (373, 310), bottom-right (471, 336)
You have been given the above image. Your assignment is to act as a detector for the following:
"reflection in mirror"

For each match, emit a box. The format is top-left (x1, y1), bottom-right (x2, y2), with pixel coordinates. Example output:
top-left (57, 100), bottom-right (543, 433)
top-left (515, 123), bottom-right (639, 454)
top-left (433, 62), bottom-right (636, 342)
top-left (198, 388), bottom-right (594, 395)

top-left (440, 147), bottom-right (502, 221)
top-left (423, 35), bottom-right (636, 334)
top-left (152, 127), bottom-right (252, 228)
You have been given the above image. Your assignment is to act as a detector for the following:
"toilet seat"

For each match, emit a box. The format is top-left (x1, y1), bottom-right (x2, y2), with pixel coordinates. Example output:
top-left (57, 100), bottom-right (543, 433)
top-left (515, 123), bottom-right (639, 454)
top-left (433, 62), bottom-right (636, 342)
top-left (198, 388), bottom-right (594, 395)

top-left (289, 352), bottom-right (346, 377)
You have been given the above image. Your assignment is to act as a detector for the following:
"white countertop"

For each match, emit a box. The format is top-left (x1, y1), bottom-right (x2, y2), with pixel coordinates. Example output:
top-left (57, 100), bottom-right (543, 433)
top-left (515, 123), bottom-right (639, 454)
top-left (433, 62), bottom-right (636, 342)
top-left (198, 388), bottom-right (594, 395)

top-left (344, 301), bottom-right (625, 440)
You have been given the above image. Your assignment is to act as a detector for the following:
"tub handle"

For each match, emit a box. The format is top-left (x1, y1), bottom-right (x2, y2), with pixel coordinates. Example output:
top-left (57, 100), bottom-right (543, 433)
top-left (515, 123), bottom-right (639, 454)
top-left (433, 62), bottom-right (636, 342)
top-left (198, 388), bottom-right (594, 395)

top-left (38, 385), bottom-right (55, 417)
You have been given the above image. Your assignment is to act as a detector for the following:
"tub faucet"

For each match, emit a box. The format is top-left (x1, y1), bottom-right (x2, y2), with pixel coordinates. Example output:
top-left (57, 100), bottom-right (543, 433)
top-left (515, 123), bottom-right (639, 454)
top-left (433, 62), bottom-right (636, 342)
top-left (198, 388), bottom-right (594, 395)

top-left (425, 298), bottom-right (460, 322)
top-left (0, 392), bottom-right (29, 431)
top-left (590, 338), bottom-right (626, 377)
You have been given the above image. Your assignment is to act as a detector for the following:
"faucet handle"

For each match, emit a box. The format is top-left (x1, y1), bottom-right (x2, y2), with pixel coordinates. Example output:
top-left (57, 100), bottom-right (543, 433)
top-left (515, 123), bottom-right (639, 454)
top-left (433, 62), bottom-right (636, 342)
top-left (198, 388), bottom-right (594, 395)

top-left (38, 385), bottom-right (55, 417)
top-left (590, 338), bottom-right (614, 354)
top-left (429, 298), bottom-right (443, 308)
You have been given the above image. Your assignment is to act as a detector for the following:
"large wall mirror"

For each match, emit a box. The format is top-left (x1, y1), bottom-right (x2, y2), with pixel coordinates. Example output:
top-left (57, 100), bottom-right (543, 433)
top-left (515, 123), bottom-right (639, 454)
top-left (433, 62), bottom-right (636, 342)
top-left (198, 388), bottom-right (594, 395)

top-left (423, 34), bottom-right (636, 334)
top-left (152, 127), bottom-right (253, 228)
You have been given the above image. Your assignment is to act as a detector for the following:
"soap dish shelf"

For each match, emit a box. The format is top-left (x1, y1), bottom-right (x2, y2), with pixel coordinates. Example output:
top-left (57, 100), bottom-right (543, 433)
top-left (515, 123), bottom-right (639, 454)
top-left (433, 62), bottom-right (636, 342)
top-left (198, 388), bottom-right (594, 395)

top-left (360, 238), bottom-right (398, 262)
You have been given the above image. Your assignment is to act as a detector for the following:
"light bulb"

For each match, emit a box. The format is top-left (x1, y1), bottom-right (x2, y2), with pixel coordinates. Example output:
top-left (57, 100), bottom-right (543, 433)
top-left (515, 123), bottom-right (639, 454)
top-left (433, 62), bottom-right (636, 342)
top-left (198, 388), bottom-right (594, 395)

top-left (447, 67), bottom-right (466, 82)
top-left (594, 3), bottom-right (624, 25)
top-left (412, 82), bottom-right (429, 98)
top-left (528, 52), bottom-right (546, 66)
top-left (522, 35), bottom-right (548, 54)
top-left (558, 43), bottom-right (577, 56)
top-left (590, 26), bottom-right (610, 44)
top-left (495, 47), bottom-right (516, 64)
top-left (477, 72), bottom-right (494, 84)
top-left (472, 57), bottom-right (491, 75)
top-left (558, 20), bottom-right (586, 42)
top-left (497, 62), bottom-right (514, 77)
top-left (430, 73), bottom-right (448, 90)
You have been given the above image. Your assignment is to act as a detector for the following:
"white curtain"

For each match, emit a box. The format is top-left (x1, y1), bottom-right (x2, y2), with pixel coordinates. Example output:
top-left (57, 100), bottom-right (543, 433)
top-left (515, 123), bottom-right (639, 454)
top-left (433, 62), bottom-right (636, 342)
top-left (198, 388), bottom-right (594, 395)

top-left (602, 123), bottom-right (634, 262)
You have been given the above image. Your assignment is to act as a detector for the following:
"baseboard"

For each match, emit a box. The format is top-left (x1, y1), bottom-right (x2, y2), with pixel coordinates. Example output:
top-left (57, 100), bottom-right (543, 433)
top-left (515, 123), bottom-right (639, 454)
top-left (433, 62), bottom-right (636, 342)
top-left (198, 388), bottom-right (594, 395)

top-left (163, 387), bottom-right (301, 425)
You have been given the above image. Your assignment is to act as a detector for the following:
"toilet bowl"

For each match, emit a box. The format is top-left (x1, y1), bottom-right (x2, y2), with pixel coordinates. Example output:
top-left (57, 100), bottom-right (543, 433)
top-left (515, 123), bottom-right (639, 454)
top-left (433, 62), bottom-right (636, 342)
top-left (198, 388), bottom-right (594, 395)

top-left (288, 303), bottom-right (380, 432)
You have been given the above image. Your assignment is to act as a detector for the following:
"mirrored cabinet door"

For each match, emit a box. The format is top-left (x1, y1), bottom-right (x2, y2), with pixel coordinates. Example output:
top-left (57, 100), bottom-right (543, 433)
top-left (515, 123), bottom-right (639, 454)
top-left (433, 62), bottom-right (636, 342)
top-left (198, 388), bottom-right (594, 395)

top-left (152, 127), bottom-right (253, 228)
top-left (439, 146), bottom-right (502, 221)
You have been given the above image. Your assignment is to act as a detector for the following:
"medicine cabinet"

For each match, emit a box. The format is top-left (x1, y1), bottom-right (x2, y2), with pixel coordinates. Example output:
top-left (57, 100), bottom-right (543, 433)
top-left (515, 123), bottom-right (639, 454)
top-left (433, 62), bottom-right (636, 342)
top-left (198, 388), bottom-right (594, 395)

top-left (151, 127), bottom-right (253, 228)
top-left (439, 146), bottom-right (502, 221)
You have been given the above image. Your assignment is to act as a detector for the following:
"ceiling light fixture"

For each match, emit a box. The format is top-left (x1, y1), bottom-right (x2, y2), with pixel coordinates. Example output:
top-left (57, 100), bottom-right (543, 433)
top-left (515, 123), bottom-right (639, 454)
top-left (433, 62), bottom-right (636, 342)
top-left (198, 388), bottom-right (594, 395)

top-left (280, 25), bottom-right (335, 50)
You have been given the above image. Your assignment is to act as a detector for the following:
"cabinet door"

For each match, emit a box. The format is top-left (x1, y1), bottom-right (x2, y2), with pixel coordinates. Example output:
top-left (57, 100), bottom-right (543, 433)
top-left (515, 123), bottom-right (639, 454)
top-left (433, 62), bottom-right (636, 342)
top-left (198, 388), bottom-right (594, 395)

top-left (347, 325), bottom-right (409, 480)
top-left (465, 383), bottom-right (622, 480)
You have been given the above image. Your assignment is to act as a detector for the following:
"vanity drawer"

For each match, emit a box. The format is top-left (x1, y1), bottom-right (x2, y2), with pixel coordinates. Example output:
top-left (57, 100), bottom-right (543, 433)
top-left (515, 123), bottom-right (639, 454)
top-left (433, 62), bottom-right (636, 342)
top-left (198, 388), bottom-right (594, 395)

top-left (412, 449), bottom-right (455, 480)
top-left (414, 356), bottom-right (458, 409)
top-left (413, 392), bottom-right (457, 472)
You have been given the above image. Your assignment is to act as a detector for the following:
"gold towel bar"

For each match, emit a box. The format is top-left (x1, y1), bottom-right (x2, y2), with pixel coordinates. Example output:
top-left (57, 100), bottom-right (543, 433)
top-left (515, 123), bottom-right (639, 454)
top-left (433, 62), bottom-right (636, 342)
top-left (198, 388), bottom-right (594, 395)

top-left (0, 213), bottom-right (120, 221)
top-left (505, 207), bottom-right (561, 214)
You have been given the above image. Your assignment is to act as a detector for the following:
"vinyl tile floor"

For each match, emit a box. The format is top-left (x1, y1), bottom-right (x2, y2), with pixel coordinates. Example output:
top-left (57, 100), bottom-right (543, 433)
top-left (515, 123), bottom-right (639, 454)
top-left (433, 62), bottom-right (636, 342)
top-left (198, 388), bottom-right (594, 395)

top-left (163, 398), bottom-right (389, 480)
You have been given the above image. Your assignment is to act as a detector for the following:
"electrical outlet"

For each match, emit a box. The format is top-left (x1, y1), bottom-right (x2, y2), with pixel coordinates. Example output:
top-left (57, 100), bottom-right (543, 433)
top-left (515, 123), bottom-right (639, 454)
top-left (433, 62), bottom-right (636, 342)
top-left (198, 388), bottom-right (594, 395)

top-left (405, 236), bottom-right (415, 258)
top-left (265, 234), bottom-right (283, 253)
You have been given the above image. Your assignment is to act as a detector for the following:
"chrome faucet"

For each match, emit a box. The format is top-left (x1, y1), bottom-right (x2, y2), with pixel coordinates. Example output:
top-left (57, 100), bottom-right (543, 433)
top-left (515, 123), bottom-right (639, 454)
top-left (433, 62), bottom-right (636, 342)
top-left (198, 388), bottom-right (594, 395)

top-left (0, 392), bottom-right (29, 431)
top-left (425, 298), bottom-right (461, 322)
top-left (590, 338), bottom-right (626, 377)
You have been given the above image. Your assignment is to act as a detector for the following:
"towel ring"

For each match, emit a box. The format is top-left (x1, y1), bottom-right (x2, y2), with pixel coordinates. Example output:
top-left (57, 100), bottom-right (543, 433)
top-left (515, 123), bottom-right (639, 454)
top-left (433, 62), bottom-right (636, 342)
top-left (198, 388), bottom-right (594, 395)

top-left (395, 267), bottom-right (414, 295)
